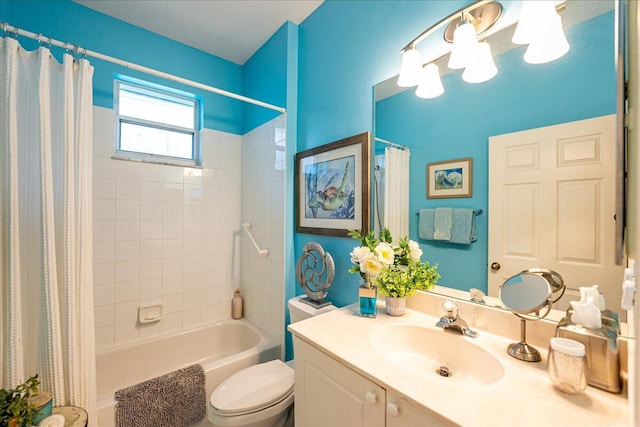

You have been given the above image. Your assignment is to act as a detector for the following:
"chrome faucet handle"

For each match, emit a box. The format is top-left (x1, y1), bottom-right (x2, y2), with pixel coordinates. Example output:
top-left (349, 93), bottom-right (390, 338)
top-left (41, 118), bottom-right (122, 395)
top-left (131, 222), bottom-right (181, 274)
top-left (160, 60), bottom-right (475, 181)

top-left (442, 300), bottom-right (459, 320)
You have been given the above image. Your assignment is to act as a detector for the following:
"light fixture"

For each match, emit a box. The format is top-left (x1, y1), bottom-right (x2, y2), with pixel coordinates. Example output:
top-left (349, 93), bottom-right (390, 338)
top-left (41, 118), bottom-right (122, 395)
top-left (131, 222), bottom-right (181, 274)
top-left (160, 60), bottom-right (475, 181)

top-left (397, 0), bottom-right (567, 99)
top-left (415, 63), bottom-right (445, 99)
top-left (513, 1), bottom-right (570, 64)
top-left (397, 47), bottom-right (423, 87)
top-left (462, 41), bottom-right (498, 83)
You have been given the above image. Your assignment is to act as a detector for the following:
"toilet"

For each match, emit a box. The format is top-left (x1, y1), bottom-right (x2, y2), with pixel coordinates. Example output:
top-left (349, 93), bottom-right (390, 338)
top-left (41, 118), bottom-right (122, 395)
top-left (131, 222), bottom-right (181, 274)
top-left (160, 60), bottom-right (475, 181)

top-left (207, 295), bottom-right (336, 427)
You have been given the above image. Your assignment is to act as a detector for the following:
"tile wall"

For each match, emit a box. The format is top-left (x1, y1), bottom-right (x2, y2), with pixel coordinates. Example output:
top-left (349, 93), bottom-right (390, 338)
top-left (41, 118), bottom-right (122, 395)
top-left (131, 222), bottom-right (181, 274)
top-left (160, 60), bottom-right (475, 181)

top-left (92, 106), bottom-right (243, 349)
top-left (240, 115), bottom-right (286, 349)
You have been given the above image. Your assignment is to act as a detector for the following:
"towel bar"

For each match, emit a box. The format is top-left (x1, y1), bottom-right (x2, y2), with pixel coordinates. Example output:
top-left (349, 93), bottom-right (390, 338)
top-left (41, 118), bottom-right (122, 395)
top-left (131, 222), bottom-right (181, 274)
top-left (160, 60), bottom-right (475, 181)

top-left (416, 208), bottom-right (483, 215)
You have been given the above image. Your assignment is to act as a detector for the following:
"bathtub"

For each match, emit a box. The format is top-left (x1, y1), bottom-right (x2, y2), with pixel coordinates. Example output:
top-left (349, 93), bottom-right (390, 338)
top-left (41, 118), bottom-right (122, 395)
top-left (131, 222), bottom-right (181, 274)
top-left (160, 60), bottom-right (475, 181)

top-left (96, 319), bottom-right (280, 427)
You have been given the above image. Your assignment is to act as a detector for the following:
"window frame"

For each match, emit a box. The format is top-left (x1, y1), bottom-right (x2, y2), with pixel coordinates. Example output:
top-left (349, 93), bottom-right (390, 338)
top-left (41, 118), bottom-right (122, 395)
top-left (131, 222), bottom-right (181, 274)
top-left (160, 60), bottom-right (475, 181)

top-left (113, 77), bottom-right (203, 167)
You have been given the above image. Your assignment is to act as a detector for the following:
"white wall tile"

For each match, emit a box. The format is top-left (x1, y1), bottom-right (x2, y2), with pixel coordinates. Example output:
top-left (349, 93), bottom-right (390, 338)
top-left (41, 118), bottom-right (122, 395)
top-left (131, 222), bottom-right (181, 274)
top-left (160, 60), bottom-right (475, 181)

top-left (94, 284), bottom-right (115, 307)
top-left (116, 161), bottom-right (141, 181)
top-left (140, 259), bottom-right (162, 279)
top-left (140, 163), bottom-right (163, 182)
top-left (140, 278), bottom-right (162, 300)
top-left (115, 280), bottom-right (140, 304)
top-left (94, 305), bottom-right (115, 328)
top-left (92, 106), bottom-right (245, 350)
top-left (93, 221), bottom-right (115, 243)
top-left (116, 180), bottom-right (141, 200)
top-left (114, 321), bottom-right (139, 345)
top-left (161, 313), bottom-right (182, 334)
top-left (141, 181), bottom-right (163, 201)
top-left (140, 239), bottom-right (163, 259)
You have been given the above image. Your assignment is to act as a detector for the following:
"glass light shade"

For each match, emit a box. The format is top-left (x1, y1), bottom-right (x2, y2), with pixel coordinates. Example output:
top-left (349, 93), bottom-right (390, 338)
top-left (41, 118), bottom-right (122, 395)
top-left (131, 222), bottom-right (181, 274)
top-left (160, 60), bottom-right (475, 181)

top-left (397, 48), bottom-right (423, 87)
top-left (415, 63), bottom-right (444, 99)
top-left (462, 41), bottom-right (497, 83)
top-left (447, 21), bottom-right (479, 70)
top-left (524, 13), bottom-right (570, 64)
top-left (513, 0), bottom-right (559, 45)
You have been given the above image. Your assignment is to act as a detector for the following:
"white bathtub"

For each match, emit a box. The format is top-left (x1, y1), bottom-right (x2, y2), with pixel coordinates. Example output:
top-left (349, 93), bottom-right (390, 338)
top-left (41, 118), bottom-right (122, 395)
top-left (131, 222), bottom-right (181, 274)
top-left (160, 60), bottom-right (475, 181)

top-left (96, 319), bottom-right (280, 427)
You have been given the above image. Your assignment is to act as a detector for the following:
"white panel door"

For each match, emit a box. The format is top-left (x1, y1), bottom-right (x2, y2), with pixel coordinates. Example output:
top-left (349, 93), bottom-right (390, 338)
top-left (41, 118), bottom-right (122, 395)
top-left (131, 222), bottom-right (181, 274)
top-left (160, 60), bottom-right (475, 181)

top-left (488, 115), bottom-right (624, 312)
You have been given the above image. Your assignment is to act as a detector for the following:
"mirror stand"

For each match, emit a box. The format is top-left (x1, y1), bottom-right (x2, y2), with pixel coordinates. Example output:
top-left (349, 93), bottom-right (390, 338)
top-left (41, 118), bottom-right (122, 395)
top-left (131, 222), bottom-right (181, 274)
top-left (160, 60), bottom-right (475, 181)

top-left (508, 317), bottom-right (541, 362)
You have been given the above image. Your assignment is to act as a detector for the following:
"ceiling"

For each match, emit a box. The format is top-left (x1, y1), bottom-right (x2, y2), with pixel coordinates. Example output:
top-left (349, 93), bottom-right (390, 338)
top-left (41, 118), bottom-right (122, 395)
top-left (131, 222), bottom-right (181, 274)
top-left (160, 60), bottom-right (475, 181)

top-left (73, 0), bottom-right (323, 65)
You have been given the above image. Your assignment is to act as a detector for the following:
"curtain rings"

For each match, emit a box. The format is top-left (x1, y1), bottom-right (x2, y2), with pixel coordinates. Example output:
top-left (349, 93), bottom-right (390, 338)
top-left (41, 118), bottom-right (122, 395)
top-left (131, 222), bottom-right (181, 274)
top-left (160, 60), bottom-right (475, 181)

top-left (37, 33), bottom-right (52, 49)
top-left (73, 45), bottom-right (88, 60)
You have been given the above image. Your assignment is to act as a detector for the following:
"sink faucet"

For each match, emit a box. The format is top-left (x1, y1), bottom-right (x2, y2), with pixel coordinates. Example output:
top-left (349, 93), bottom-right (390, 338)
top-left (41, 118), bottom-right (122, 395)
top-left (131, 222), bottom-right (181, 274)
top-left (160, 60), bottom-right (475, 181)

top-left (436, 301), bottom-right (479, 338)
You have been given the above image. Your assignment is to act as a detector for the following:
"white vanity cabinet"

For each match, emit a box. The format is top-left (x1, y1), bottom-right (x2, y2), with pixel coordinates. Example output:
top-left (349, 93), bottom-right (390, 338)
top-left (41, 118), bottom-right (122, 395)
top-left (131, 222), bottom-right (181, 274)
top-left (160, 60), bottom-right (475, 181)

top-left (294, 336), bottom-right (385, 426)
top-left (294, 336), bottom-right (451, 427)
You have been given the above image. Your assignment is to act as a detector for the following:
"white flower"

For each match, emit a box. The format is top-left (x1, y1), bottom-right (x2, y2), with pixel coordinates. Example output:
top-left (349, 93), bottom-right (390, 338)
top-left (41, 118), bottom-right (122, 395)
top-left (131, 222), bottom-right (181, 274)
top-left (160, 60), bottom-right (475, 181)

top-left (350, 246), bottom-right (371, 264)
top-left (408, 240), bottom-right (423, 263)
top-left (360, 253), bottom-right (384, 278)
top-left (374, 242), bottom-right (395, 266)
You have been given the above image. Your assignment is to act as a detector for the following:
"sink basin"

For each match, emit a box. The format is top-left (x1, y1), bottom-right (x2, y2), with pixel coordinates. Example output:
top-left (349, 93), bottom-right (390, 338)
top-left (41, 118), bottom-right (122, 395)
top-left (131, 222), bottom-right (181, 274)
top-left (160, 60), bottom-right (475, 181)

top-left (370, 325), bottom-right (504, 385)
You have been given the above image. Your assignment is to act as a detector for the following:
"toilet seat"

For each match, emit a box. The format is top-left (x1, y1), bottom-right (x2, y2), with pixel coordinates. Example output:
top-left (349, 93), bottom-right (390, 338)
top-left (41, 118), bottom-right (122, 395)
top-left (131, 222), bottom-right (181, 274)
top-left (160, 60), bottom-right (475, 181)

top-left (210, 360), bottom-right (294, 416)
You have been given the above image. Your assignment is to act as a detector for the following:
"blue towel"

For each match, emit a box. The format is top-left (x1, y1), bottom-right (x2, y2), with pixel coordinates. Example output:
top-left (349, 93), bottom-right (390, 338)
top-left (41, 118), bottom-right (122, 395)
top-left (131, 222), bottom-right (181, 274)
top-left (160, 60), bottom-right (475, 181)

top-left (450, 208), bottom-right (477, 244)
top-left (433, 208), bottom-right (453, 241)
top-left (418, 208), bottom-right (477, 245)
top-left (418, 209), bottom-right (434, 240)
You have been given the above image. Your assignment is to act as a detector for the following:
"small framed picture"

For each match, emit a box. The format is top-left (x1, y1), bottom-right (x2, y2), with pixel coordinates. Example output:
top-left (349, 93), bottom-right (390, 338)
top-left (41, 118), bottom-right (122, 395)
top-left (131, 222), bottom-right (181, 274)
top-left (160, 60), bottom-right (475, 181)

top-left (427, 157), bottom-right (473, 199)
top-left (295, 132), bottom-right (370, 236)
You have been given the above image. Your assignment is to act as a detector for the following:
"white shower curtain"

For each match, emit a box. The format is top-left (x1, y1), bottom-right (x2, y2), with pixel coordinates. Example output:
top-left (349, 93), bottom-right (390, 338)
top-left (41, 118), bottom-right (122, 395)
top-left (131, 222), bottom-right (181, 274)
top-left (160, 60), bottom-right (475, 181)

top-left (1, 37), bottom-right (97, 422)
top-left (383, 147), bottom-right (410, 240)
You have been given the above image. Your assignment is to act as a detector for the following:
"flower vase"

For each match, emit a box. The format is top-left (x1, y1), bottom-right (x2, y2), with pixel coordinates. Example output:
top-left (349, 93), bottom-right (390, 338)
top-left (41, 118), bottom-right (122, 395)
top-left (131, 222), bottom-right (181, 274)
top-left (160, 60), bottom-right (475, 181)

top-left (358, 279), bottom-right (377, 318)
top-left (385, 296), bottom-right (406, 316)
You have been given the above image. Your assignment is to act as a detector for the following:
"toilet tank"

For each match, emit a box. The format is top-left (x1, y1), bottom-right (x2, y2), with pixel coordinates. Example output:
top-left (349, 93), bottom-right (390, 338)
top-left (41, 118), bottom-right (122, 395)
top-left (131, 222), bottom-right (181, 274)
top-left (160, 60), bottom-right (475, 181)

top-left (288, 295), bottom-right (336, 323)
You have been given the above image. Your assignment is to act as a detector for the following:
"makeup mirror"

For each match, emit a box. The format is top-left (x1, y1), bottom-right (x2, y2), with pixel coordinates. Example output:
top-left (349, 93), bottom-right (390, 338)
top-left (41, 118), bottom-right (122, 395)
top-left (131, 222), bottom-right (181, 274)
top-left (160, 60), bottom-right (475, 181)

top-left (499, 269), bottom-right (564, 362)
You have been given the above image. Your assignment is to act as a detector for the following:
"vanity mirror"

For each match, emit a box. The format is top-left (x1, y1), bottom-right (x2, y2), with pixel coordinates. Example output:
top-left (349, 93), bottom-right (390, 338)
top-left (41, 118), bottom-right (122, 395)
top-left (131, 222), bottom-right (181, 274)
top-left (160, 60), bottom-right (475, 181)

top-left (373, 0), bottom-right (628, 322)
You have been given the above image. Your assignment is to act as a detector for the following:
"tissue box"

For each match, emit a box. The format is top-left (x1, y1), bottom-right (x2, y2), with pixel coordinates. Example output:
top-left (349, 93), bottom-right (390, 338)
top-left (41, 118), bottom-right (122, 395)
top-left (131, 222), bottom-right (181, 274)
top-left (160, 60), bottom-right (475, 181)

top-left (556, 309), bottom-right (621, 393)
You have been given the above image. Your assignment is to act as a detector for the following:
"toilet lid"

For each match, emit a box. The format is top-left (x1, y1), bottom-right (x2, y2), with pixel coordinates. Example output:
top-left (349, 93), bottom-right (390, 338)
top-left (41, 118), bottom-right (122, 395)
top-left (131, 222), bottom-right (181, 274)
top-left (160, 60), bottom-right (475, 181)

top-left (210, 359), bottom-right (294, 416)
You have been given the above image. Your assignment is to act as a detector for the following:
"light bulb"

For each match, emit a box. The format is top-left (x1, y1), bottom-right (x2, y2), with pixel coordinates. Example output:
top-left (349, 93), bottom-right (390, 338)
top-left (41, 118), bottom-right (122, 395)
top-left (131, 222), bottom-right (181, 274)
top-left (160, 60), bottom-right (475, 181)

top-left (462, 41), bottom-right (497, 83)
top-left (397, 48), bottom-right (423, 87)
top-left (524, 13), bottom-right (570, 64)
top-left (415, 63), bottom-right (444, 99)
top-left (448, 21), bottom-right (479, 70)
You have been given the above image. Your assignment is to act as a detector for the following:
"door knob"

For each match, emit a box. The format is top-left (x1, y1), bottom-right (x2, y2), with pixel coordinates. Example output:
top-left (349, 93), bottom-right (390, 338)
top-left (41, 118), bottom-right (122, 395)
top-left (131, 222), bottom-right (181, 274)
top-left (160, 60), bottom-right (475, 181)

top-left (491, 262), bottom-right (501, 271)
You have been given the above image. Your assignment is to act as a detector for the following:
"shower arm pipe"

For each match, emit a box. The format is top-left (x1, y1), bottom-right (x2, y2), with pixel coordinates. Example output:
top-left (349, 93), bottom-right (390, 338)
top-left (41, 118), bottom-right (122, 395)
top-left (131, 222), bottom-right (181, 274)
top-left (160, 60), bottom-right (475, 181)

top-left (0, 21), bottom-right (286, 114)
top-left (242, 223), bottom-right (269, 258)
top-left (374, 137), bottom-right (410, 151)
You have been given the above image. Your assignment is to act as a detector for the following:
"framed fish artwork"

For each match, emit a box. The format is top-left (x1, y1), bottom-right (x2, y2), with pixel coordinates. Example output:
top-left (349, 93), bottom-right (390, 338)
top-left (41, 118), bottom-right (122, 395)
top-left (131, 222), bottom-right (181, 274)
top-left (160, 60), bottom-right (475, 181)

top-left (296, 132), bottom-right (370, 236)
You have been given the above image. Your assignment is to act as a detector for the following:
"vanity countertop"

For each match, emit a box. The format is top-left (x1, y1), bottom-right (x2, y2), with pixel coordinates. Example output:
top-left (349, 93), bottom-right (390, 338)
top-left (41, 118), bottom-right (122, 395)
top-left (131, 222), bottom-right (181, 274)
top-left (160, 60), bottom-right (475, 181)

top-left (288, 302), bottom-right (630, 427)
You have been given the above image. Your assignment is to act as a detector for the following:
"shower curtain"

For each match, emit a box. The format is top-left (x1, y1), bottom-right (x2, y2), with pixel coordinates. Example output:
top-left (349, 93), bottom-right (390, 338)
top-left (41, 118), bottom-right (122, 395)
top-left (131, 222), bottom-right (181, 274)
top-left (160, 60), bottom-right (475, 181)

top-left (0, 37), bottom-right (97, 422)
top-left (383, 147), bottom-right (410, 240)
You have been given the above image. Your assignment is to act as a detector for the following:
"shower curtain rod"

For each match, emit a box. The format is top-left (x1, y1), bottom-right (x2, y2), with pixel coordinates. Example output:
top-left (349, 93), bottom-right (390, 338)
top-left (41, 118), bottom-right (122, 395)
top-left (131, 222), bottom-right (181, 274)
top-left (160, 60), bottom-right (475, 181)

top-left (374, 137), bottom-right (410, 151)
top-left (0, 21), bottom-right (286, 114)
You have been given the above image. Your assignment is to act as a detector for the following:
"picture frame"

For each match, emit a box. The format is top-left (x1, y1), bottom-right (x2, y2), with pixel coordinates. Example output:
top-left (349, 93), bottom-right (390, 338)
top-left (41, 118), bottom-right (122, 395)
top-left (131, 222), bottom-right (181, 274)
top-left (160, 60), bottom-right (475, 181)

top-left (427, 157), bottom-right (473, 199)
top-left (296, 132), bottom-right (370, 237)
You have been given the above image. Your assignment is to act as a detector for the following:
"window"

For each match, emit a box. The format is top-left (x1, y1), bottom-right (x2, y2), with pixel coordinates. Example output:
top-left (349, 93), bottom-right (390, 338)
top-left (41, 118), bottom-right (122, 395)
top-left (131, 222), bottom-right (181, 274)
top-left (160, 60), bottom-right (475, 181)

top-left (114, 77), bottom-right (202, 166)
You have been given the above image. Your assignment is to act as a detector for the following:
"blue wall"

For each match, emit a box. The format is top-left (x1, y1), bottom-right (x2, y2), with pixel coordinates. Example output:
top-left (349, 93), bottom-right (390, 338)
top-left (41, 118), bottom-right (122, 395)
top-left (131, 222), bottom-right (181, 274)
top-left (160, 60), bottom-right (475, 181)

top-left (376, 12), bottom-right (615, 293)
top-left (294, 1), bottom-right (615, 310)
top-left (295, 0), bottom-right (472, 308)
top-left (1, 0), bottom-right (289, 135)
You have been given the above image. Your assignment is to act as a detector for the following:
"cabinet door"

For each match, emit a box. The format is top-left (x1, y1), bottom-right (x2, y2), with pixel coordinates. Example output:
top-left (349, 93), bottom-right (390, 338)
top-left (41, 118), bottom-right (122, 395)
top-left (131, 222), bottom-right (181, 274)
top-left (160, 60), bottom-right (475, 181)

top-left (293, 337), bottom-right (385, 427)
top-left (386, 390), bottom-right (456, 427)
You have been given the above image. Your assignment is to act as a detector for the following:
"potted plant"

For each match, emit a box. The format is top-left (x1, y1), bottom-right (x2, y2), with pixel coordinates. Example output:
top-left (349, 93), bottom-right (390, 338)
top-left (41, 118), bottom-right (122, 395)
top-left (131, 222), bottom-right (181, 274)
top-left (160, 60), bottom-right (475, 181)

top-left (0, 375), bottom-right (41, 427)
top-left (349, 228), bottom-right (440, 316)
